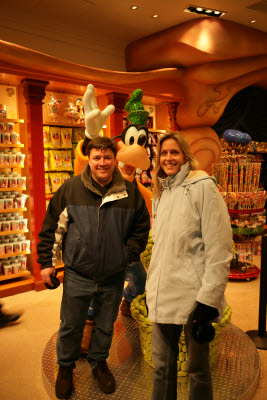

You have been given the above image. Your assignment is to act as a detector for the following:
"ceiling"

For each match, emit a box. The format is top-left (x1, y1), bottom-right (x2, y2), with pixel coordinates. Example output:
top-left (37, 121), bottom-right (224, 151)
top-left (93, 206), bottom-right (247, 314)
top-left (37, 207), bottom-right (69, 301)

top-left (0, 0), bottom-right (266, 73)
top-left (3, 0), bottom-right (266, 39)
top-left (0, 0), bottom-right (266, 103)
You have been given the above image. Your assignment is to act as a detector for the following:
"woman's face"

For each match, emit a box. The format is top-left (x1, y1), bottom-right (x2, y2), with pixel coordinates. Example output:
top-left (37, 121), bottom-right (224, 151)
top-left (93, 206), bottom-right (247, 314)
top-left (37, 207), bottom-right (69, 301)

top-left (160, 138), bottom-right (186, 176)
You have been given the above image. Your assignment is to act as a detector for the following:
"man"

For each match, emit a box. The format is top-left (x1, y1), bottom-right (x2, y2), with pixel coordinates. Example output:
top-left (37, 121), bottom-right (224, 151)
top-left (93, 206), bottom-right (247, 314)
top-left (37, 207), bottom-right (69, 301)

top-left (37, 136), bottom-right (150, 399)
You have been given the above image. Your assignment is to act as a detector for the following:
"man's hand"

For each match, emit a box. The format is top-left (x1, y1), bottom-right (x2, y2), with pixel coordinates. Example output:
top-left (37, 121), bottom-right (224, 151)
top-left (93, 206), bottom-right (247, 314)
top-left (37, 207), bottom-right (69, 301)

top-left (83, 84), bottom-right (115, 139)
top-left (41, 267), bottom-right (56, 287)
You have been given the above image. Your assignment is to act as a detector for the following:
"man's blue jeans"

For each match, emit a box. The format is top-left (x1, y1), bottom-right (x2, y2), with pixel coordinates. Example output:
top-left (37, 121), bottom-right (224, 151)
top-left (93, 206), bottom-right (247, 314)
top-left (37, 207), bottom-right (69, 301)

top-left (87, 261), bottom-right (147, 319)
top-left (57, 268), bottom-right (125, 369)
top-left (151, 311), bottom-right (213, 400)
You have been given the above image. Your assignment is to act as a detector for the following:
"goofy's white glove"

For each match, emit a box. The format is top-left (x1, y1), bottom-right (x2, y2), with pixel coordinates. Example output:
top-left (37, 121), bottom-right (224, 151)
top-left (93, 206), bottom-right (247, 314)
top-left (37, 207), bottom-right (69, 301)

top-left (83, 84), bottom-right (115, 139)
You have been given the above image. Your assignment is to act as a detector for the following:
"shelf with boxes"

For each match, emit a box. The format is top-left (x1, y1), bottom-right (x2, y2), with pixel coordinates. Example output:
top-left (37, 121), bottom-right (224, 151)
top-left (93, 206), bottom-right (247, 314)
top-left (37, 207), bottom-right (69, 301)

top-left (0, 117), bottom-right (31, 281)
top-left (43, 124), bottom-right (85, 206)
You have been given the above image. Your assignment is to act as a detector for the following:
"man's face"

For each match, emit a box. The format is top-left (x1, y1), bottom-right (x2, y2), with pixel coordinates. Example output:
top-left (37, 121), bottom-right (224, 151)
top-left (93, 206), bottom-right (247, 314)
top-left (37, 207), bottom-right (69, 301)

top-left (88, 148), bottom-right (116, 186)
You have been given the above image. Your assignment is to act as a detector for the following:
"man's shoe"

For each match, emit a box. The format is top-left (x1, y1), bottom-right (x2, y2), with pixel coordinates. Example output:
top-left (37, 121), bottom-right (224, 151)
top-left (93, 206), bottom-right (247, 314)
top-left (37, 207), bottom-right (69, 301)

top-left (55, 366), bottom-right (73, 399)
top-left (0, 312), bottom-right (21, 328)
top-left (120, 299), bottom-right (132, 317)
top-left (92, 361), bottom-right (116, 394)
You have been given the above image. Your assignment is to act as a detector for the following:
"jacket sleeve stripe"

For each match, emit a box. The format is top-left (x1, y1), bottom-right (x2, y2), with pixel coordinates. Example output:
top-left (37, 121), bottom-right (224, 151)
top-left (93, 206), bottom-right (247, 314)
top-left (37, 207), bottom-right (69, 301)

top-left (52, 207), bottom-right (69, 266)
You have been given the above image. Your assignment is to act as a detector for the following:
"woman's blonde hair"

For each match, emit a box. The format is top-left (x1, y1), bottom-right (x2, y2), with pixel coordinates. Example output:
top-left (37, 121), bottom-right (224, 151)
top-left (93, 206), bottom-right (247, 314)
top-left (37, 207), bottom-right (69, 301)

top-left (152, 132), bottom-right (199, 199)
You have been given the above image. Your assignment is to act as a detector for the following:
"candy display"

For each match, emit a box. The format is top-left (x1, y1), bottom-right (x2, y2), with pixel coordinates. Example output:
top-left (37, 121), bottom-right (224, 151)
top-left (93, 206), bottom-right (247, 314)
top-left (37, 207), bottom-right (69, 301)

top-left (0, 110), bottom-right (30, 280)
top-left (49, 127), bottom-right (61, 148)
top-left (212, 136), bottom-right (266, 278)
top-left (44, 173), bottom-right (50, 194)
top-left (43, 124), bottom-right (84, 196)
top-left (60, 128), bottom-right (72, 148)
top-left (49, 172), bottom-right (62, 193)
top-left (61, 150), bottom-right (72, 170)
top-left (72, 127), bottom-right (84, 143)
top-left (43, 126), bottom-right (51, 148)
top-left (0, 122), bottom-right (21, 145)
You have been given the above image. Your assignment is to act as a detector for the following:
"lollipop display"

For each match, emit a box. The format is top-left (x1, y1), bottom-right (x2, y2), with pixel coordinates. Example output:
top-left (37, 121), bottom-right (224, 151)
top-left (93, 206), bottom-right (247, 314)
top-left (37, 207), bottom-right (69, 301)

top-left (212, 129), bottom-right (266, 280)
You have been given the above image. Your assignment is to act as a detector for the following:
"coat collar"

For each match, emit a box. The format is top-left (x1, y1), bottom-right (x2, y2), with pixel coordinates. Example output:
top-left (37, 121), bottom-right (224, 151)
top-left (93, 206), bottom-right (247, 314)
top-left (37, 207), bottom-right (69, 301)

top-left (81, 163), bottom-right (127, 196)
top-left (159, 162), bottom-right (190, 189)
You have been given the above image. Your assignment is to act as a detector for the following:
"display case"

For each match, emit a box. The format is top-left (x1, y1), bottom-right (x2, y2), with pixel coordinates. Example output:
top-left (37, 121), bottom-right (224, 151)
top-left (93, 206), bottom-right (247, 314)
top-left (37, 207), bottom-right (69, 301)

top-left (0, 118), bottom-right (31, 283)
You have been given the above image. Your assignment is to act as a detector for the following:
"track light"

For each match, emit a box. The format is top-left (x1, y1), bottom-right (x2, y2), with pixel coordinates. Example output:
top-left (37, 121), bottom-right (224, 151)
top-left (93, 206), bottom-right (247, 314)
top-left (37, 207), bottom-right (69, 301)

top-left (185, 5), bottom-right (225, 18)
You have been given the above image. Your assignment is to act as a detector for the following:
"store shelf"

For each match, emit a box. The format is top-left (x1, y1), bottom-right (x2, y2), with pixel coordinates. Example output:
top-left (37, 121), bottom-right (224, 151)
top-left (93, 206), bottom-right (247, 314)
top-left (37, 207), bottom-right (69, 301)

top-left (0, 250), bottom-right (30, 259)
top-left (0, 229), bottom-right (28, 236)
top-left (0, 118), bottom-right (24, 123)
top-left (43, 122), bottom-right (84, 127)
top-left (0, 143), bottom-right (24, 148)
top-left (0, 208), bottom-right (27, 213)
top-left (0, 187), bottom-right (26, 192)
top-left (0, 269), bottom-right (30, 281)
top-left (228, 208), bottom-right (265, 215)
top-left (232, 226), bottom-right (264, 235)
top-left (0, 165), bottom-right (24, 169)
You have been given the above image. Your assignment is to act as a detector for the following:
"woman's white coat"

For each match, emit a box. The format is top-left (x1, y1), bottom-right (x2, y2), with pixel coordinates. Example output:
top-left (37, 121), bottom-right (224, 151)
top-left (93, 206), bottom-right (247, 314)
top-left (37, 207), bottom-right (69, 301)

top-left (146, 162), bottom-right (233, 325)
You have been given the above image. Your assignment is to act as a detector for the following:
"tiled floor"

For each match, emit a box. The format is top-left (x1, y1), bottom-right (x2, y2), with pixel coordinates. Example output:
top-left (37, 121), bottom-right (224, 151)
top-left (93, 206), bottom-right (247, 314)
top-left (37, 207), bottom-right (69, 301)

top-left (0, 258), bottom-right (266, 400)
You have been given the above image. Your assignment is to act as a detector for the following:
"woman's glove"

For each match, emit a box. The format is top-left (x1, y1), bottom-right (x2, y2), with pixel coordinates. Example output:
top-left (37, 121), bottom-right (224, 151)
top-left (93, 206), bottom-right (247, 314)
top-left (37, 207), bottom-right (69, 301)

top-left (190, 302), bottom-right (219, 344)
top-left (192, 302), bottom-right (219, 323)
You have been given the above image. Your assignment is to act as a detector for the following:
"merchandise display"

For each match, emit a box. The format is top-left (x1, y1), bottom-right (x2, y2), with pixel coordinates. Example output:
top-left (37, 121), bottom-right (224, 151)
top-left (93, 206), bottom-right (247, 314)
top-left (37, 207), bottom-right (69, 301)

top-left (212, 131), bottom-right (266, 279)
top-left (43, 124), bottom-right (85, 269)
top-left (43, 125), bottom-right (85, 199)
top-left (0, 117), bottom-right (30, 281)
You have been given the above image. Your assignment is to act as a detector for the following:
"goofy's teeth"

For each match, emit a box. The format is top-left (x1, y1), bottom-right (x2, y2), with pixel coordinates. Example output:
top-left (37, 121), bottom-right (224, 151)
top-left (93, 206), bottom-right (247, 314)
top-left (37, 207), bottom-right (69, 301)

top-left (118, 161), bottom-right (125, 168)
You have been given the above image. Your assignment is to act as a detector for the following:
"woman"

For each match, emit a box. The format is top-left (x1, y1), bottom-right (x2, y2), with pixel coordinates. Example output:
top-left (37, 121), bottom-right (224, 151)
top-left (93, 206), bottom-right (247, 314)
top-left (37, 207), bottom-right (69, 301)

top-left (146, 132), bottom-right (232, 400)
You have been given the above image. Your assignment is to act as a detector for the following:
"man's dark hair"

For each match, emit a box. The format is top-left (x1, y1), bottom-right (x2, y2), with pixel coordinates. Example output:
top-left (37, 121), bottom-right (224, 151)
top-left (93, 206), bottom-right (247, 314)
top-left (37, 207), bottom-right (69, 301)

top-left (86, 136), bottom-right (118, 157)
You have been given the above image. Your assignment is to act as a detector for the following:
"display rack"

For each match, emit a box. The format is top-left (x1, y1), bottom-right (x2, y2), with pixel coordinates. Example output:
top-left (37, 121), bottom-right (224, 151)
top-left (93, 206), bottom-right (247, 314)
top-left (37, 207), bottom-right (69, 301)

top-left (0, 118), bottom-right (31, 282)
top-left (43, 123), bottom-right (85, 270)
top-left (212, 143), bottom-right (266, 280)
top-left (43, 124), bottom-right (85, 203)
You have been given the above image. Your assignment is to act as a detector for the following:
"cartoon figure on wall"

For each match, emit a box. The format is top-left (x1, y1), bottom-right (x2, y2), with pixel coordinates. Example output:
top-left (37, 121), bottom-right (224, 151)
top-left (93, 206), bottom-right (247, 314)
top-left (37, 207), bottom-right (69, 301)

top-left (74, 84), bottom-right (152, 318)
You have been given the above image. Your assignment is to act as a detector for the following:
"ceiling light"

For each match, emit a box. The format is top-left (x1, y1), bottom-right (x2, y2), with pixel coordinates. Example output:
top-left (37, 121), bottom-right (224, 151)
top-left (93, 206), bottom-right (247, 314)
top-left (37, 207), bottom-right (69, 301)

top-left (185, 5), bottom-right (226, 18)
top-left (251, 20), bottom-right (256, 24)
top-left (131, 6), bottom-right (138, 10)
top-left (152, 14), bottom-right (159, 18)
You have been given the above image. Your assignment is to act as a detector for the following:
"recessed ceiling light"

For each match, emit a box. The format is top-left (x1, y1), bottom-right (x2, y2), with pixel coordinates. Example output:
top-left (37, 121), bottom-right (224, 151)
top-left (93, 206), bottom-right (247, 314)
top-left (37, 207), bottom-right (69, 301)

top-left (131, 6), bottom-right (138, 10)
top-left (196, 7), bottom-right (203, 11)
top-left (214, 11), bottom-right (221, 15)
top-left (251, 20), bottom-right (256, 24)
top-left (152, 14), bottom-right (159, 18)
top-left (206, 9), bottom-right (212, 13)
